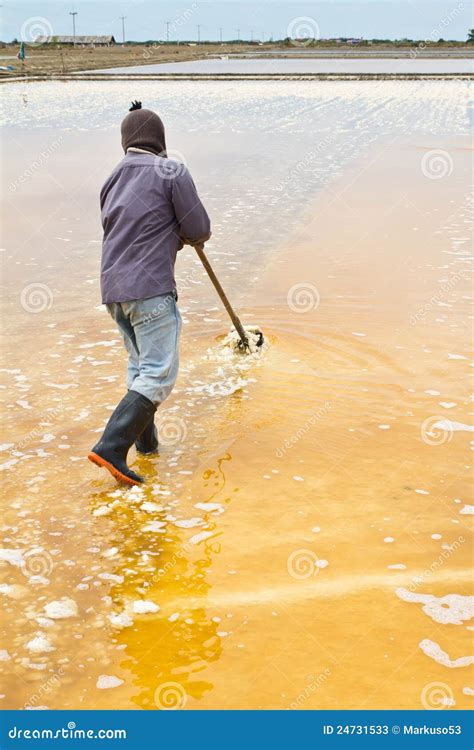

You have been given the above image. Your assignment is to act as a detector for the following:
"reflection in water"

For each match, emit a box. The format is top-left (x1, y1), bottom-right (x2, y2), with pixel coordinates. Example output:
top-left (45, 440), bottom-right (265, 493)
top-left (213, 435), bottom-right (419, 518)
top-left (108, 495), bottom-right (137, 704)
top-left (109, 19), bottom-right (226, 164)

top-left (89, 455), bottom-right (235, 709)
top-left (115, 532), bottom-right (222, 709)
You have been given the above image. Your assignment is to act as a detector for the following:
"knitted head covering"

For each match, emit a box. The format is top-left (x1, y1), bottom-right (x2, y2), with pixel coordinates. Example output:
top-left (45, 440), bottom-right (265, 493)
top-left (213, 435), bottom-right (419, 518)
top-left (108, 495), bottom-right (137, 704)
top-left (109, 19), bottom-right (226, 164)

top-left (120, 101), bottom-right (167, 156)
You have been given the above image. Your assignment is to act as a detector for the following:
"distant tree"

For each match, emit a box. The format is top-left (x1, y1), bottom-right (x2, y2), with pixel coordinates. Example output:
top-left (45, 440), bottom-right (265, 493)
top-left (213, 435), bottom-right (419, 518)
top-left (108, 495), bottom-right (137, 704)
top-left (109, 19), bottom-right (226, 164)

top-left (468, 29), bottom-right (474, 43)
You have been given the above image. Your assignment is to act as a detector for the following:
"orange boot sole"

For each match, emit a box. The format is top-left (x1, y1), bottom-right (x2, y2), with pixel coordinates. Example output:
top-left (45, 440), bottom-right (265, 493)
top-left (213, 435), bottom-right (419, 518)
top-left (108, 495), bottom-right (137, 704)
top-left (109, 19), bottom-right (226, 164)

top-left (87, 452), bottom-right (142, 487)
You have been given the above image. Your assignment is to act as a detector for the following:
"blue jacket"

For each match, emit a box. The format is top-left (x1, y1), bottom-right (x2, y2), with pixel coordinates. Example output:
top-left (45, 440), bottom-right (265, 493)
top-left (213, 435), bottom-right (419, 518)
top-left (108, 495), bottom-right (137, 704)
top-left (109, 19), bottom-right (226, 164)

top-left (100, 151), bottom-right (211, 303)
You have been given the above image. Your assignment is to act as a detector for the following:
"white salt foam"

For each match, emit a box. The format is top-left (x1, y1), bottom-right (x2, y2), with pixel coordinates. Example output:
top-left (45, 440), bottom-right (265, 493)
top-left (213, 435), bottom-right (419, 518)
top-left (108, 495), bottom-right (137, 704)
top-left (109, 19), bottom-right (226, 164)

top-left (396, 588), bottom-right (474, 625)
top-left (96, 675), bottom-right (124, 689)
top-left (0, 549), bottom-right (24, 567)
top-left (26, 634), bottom-right (55, 653)
top-left (131, 600), bottom-right (160, 614)
top-left (142, 520), bottom-right (167, 533)
top-left (173, 518), bottom-right (204, 529)
top-left (432, 419), bottom-right (473, 433)
top-left (190, 531), bottom-right (215, 545)
top-left (140, 502), bottom-right (164, 513)
top-left (108, 612), bottom-right (133, 629)
top-left (194, 502), bottom-right (224, 513)
top-left (43, 598), bottom-right (78, 619)
top-left (419, 639), bottom-right (474, 668)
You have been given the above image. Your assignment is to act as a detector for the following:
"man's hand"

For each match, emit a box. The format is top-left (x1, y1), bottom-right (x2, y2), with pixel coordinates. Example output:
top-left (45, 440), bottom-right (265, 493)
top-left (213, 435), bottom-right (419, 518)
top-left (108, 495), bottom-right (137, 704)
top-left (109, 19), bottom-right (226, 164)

top-left (181, 238), bottom-right (205, 251)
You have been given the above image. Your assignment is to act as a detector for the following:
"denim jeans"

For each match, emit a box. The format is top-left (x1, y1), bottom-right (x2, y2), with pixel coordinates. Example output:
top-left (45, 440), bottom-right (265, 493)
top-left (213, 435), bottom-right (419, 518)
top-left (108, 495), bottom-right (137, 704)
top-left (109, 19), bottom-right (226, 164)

top-left (107, 294), bottom-right (182, 406)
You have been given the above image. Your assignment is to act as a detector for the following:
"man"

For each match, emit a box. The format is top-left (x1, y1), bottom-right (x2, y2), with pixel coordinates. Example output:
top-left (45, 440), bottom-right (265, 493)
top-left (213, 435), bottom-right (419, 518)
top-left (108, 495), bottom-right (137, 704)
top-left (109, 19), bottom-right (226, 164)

top-left (88, 101), bottom-right (211, 486)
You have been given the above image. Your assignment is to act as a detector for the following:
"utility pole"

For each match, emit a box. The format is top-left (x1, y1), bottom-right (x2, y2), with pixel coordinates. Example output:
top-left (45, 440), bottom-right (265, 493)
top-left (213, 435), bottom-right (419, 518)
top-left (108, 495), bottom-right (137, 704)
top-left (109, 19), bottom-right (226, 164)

top-left (250, 29), bottom-right (253, 42)
top-left (236, 28), bottom-right (240, 41)
top-left (166, 20), bottom-right (170, 43)
top-left (197, 24), bottom-right (201, 43)
top-left (69, 11), bottom-right (77, 45)
top-left (219, 27), bottom-right (223, 43)
top-left (120, 16), bottom-right (126, 44)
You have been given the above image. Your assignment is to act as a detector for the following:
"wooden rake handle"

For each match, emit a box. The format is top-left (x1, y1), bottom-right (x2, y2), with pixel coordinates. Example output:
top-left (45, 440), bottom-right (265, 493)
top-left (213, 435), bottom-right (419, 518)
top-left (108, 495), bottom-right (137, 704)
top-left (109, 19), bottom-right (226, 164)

top-left (194, 244), bottom-right (249, 349)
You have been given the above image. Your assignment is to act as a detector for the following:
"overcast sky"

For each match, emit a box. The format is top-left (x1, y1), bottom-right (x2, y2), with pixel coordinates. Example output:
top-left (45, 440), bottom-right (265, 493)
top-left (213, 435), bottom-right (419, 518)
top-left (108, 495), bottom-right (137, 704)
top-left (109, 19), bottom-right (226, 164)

top-left (1, 1), bottom-right (470, 42)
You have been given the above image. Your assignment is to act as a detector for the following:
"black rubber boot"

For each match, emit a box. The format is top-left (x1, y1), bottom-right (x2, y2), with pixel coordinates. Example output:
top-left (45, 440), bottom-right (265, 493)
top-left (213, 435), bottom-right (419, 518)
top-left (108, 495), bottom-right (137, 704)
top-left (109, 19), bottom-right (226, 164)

top-left (135, 417), bottom-right (159, 455)
top-left (88, 391), bottom-right (156, 486)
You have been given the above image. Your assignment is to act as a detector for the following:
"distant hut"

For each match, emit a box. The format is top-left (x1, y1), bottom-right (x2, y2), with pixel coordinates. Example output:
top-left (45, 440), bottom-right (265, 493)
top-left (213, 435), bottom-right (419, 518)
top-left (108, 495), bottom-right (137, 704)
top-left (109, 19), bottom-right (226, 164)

top-left (33, 35), bottom-right (116, 47)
